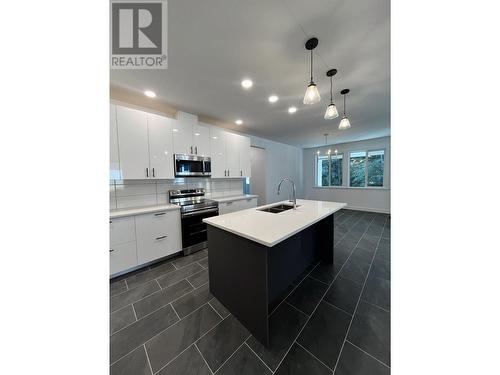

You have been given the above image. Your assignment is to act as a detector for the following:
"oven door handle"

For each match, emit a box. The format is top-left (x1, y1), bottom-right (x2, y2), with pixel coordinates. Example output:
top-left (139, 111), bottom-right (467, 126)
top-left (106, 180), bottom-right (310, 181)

top-left (182, 207), bottom-right (219, 218)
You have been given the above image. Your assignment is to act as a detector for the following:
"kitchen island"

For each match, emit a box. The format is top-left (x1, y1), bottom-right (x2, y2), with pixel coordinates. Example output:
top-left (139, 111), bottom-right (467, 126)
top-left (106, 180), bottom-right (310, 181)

top-left (203, 199), bottom-right (346, 347)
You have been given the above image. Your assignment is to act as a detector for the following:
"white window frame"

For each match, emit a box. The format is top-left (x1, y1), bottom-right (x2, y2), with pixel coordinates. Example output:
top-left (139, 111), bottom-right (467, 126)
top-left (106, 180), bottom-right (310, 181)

top-left (348, 148), bottom-right (386, 188)
top-left (315, 153), bottom-right (344, 187)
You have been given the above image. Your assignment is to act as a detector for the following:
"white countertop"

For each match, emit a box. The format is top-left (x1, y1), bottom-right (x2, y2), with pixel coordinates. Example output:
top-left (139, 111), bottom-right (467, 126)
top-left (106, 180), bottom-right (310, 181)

top-left (110, 204), bottom-right (180, 219)
top-left (211, 194), bottom-right (259, 203)
top-left (203, 199), bottom-right (346, 247)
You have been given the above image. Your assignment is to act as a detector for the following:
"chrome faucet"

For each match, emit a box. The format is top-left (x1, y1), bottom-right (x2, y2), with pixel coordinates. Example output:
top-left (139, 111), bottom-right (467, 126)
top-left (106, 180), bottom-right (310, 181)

top-left (277, 178), bottom-right (297, 209)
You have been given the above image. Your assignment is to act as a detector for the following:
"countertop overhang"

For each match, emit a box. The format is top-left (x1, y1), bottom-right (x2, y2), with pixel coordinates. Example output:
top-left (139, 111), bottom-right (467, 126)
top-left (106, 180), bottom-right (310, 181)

top-left (110, 204), bottom-right (180, 219)
top-left (203, 199), bottom-right (346, 247)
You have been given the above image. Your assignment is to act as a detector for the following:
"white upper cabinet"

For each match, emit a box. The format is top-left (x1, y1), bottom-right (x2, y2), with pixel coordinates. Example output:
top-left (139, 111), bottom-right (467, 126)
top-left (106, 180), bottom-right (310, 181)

top-left (173, 112), bottom-right (211, 156)
top-left (172, 117), bottom-right (193, 155)
top-left (193, 123), bottom-right (210, 157)
top-left (116, 105), bottom-right (150, 179)
top-left (110, 104), bottom-right (122, 180)
top-left (147, 113), bottom-right (174, 179)
top-left (225, 132), bottom-right (241, 178)
top-left (209, 127), bottom-right (227, 178)
top-left (238, 135), bottom-right (251, 178)
top-left (209, 128), bottom-right (252, 178)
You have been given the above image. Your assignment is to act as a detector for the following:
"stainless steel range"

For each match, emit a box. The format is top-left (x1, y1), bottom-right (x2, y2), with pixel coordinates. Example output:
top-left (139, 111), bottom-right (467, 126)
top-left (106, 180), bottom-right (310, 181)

top-left (169, 188), bottom-right (219, 255)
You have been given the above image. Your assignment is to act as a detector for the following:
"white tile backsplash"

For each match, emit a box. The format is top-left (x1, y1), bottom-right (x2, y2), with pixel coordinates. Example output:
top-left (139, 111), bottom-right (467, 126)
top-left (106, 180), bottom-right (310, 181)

top-left (109, 178), bottom-right (244, 210)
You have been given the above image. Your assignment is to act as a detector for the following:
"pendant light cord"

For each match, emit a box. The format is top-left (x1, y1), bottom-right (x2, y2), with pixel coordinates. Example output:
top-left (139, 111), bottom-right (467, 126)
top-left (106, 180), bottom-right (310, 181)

top-left (330, 77), bottom-right (333, 103)
top-left (310, 50), bottom-right (313, 83)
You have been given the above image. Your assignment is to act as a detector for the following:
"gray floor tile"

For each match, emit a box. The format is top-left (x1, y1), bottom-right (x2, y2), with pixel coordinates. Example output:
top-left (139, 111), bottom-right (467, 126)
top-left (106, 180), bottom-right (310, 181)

top-left (347, 301), bottom-right (390, 366)
top-left (217, 344), bottom-right (272, 375)
top-left (110, 280), bottom-right (127, 297)
top-left (155, 345), bottom-right (211, 375)
top-left (324, 276), bottom-right (363, 315)
top-left (187, 268), bottom-right (209, 288)
top-left (198, 257), bottom-right (209, 269)
top-left (247, 301), bottom-right (308, 371)
top-left (134, 280), bottom-right (193, 319)
top-left (286, 277), bottom-right (328, 315)
top-left (376, 239), bottom-right (390, 262)
top-left (350, 247), bottom-right (374, 264)
top-left (309, 262), bottom-right (341, 284)
top-left (172, 283), bottom-right (212, 318)
top-left (209, 297), bottom-right (230, 318)
top-left (338, 258), bottom-right (371, 284)
top-left (111, 305), bottom-right (136, 335)
top-left (157, 263), bottom-right (204, 289)
top-left (110, 280), bottom-right (160, 313)
top-left (126, 262), bottom-right (176, 289)
top-left (275, 343), bottom-right (332, 375)
top-left (110, 304), bottom-right (178, 364)
top-left (145, 304), bottom-right (221, 373)
top-left (370, 258), bottom-right (390, 281)
top-left (172, 249), bottom-right (208, 269)
top-left (197, 315), bottom-right (250, 371)
top-left (335, 342), bottom-right (390, 375)
top-left (362, 275), bottom-right (390, 311)
top-left (356, 235), bottom-right (379, 253)
top-left (297, 301), bottom-right (351, 369)
top-left (110, 345), bottom-right (151, 375)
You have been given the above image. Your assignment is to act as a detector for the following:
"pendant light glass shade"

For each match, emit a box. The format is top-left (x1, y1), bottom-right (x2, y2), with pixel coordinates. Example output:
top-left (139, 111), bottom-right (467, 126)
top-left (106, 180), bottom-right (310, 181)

top-left (338, 116), bottom-right (351, 129)
top-left (303, 83), bottom-right (321, 105)
top-left (324, 103), bottom-right (339, 119)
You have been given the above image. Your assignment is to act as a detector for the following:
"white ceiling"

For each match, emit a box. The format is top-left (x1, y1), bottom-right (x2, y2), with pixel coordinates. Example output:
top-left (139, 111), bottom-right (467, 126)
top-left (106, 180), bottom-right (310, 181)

top-left (111, 0), bottom-right (390, 148)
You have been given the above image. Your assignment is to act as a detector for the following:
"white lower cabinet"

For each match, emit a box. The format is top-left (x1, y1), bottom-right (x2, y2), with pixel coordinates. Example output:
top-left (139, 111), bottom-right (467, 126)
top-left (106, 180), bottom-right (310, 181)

top-left (110, 241), bottom-right (138, 275)
top-left (219, 197), bottom-right (257, 215)
top-left (135, 210), bottom-right (182, 264)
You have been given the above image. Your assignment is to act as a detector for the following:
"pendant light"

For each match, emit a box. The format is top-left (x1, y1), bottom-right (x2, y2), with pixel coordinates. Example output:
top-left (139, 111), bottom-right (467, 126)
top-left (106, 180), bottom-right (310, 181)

top-left (338, 89), bottom-right (351, 129)
top-left (303, 38), bottom-right (321, 105)
top-left (324, 69), bottom-right (339, 119)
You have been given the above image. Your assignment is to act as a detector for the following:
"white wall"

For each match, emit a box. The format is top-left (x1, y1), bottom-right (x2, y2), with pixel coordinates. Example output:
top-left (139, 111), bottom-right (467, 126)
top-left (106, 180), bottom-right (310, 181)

top-left (303, 136), bottom-right (390, 213)
top-left (250, 136), bottom-right (303, 204)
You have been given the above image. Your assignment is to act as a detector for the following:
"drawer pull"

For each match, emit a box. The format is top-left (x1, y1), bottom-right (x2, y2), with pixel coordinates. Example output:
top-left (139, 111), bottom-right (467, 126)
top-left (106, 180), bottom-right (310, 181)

top-left (109, 249), bottom-right (114, 252)
top-left (227, 201), bottom-right (233, 205)
top-left (109, 220), bottom-right (112, 223)
top-left (156, 235), bottom-right (168, 240)
top-left (154, 212), bottom-right (166, 216)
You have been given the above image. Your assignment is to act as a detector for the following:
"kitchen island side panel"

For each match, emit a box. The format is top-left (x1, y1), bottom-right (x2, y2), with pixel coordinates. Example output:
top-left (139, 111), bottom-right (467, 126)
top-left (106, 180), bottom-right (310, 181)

top-left (207, 225), bottom-right (270, 346)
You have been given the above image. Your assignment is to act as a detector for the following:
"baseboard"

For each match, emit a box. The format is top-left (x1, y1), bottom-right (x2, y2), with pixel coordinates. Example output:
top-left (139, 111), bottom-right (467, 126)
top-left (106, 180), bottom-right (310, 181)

top-left (345, 205), bottom-right (390, 214)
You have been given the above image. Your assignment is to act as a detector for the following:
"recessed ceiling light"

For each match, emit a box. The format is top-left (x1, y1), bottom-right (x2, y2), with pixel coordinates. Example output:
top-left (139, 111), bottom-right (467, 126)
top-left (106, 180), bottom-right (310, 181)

top-left (144, 90), bottom-right (156, 98)
top-left (268, 95), bottom-right (279, 103)
top-left (241, 79), bottom-right (253, 89)
top-left (288, 106), bottom-right (297, 114)
top-left (194, 132), bottom-right (200, 136)
top-left (235, 119), bottom-right (243, 125)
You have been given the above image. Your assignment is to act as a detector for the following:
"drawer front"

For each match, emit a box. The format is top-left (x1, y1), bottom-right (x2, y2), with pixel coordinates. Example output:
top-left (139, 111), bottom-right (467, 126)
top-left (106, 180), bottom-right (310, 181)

top-left (135, 210), bottom-right (182, 265)
top-left (238, 198), bottom-right (257, 210)
top-left (110, 241), bottom-right (138, 275)
top-left (110, 216), bottom-right (135, 246)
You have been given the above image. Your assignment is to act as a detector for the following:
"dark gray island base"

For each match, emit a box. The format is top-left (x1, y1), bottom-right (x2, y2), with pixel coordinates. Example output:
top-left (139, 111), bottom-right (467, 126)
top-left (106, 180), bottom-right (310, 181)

top-left (207, 213), bottom-right (334, 347)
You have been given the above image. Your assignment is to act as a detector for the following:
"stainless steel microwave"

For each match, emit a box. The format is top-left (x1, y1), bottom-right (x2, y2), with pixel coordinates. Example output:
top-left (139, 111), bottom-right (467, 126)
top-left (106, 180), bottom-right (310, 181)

top-left (174, 154), bottom-right (211, 177)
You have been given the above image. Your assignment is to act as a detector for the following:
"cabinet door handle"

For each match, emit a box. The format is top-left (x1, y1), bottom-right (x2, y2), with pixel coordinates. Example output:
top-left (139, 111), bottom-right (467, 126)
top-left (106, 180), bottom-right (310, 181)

top-left (195, 146), bottom-right (198, 154)
top-left (154, 212), bottom-right (166, 216)
top-left (109, 220), bottom-right (112, 224)
top-left (190, 146), bottom-right (193, 154)
top-left (152, 168), bottom-right (155, 178)
top-left (228, 170), bottom-right (230, 177)
top-left (109, 249), bottom-right (114, 252)
top-left (156, 235), bottom-right (168, 240)
top-left (224, 170), bottom-right (226, 177)
top-left (240, 170), bottom-right (242, 176)
top-left (146, 167), bottom-right (149, 178)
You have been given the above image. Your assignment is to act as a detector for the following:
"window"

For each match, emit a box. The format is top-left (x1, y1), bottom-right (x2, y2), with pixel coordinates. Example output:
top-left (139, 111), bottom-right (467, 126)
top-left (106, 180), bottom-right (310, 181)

top-left (349, 151), bottom-right (366, 187)
top-left (316, 153), bottom-right (343, 187)
top-left (349, 149), bottom-right (385, 187)
top-left (367, 150), bottom-right (385, 186)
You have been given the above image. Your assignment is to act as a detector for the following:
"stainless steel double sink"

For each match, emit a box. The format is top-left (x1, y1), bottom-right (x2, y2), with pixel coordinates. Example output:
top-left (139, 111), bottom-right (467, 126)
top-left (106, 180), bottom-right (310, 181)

top-left (258, 203), bottom-right (299, 214)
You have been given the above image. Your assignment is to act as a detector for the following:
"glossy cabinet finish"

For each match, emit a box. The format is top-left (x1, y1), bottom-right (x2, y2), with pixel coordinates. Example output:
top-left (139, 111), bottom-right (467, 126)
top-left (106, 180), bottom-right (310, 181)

top-left (110, 104), bottom-right (121, 180)
top-left (110, 216), bottom-right (136, 246)
top-left (219, 197), bottom-right (257, 215)
top-left (193, 123), bottom-right (210, 157)
top-left (225, 132), bottom-right (241, 178)
top-left (172, 117), bottom-right (193, 155)
top-left (116, 105), bottom-right (150, 179)
top-left (238, 135), bottom-right (252, 178)
top-left (209, 127), bottom-right (227, 178)
top-left (110, 241), bottom-right (138, 275)
top-left (147, 113), bottom-right (174, 179)
top-left (135, 210), bottom-right (182, 264)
